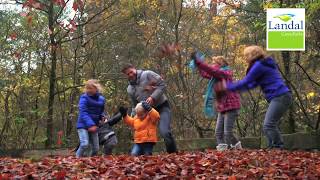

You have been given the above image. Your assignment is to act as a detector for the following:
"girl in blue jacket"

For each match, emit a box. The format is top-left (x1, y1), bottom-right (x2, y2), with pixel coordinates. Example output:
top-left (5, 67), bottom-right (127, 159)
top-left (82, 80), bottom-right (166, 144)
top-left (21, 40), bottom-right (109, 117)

top-left (223, 46), bottom-right (292, 149)
top-left (76, 79), bottom-right (105, 157)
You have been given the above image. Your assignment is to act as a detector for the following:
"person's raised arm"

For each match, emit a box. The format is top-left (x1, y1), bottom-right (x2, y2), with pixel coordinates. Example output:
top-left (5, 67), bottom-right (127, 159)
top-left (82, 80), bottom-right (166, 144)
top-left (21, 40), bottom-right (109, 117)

top-left (227, 62), bottom-right (264, 91)
top-left (198, 66), bottom-right (214, 79)
top-left (195, 60), bottom-right (231, 80)
top-left (106, 112), bottom-right (122, 126)
top-left (119, 106), bottom-right (134, 127)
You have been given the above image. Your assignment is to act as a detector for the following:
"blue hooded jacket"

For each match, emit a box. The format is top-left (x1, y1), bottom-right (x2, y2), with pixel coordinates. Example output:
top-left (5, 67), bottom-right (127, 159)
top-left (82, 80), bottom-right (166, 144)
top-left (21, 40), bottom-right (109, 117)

top-left (227, 57), bottom-right (290, 102)
top-left (77, 93), bottom-right (105, 129)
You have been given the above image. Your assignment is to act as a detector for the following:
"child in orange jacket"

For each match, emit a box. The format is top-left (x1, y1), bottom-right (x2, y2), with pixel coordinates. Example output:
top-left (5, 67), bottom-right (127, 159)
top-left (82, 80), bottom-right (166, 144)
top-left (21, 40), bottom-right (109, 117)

top-left (119, 101), bottom-right (160, 156)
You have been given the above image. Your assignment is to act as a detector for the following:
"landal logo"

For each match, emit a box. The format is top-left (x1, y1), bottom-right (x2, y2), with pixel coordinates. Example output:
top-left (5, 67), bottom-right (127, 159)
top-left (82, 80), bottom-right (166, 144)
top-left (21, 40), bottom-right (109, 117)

top-left (273, 14), bottom-right (295, 22)
top-left (267, 8), bottom-right (305, 51)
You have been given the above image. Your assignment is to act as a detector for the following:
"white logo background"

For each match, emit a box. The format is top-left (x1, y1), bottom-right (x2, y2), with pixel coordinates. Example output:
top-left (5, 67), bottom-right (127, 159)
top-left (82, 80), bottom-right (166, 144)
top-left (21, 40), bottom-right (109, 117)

top-left (267, 8), bottom-right (305, 32)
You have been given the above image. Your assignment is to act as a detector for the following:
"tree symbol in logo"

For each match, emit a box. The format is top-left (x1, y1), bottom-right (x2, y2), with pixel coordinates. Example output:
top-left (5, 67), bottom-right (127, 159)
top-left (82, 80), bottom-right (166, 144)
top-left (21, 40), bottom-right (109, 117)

top-left (273, 14), bottom-right (295, 22)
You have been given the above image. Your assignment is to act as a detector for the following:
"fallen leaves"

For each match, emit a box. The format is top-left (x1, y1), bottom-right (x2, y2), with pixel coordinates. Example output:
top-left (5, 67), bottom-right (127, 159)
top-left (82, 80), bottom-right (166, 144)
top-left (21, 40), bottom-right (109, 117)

top-left (0, 149), bottom-right (319, 179)
top-left (156, 42), bottom-right (181, 58)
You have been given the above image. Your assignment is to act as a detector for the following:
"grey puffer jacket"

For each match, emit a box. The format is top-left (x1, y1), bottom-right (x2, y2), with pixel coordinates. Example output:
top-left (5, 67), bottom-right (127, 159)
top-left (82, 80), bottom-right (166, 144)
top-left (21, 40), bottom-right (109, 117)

top-left (127, 70), bottom-right (168, 110)
top-left (98, 112), bottom-right (122, 144)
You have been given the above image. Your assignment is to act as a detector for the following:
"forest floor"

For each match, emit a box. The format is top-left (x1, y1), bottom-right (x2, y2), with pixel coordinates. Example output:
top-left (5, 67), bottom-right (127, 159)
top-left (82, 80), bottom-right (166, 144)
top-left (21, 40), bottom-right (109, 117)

top-left (0, 149), bottom-right (320, 179)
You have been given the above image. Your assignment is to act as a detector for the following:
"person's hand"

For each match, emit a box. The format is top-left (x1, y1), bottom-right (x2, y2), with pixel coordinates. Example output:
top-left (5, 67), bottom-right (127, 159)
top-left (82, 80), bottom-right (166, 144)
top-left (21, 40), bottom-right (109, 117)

top-left (214, 80), bottom-right (227, 93)
top-left (141, 101), bottom-right (152, 112)
top-left (222, 79), bottom-right (227, 90)
top-left (100, 116), bottom-right (107, 124)
top-left (190, 51), bottom-right (201, 66)
top-left (88, 125), bottom-right (98, 132)
top-left (146, 97), bottom-right (154, 106)
top-left (119, 106), bottom-right (128, 117)
top-left (104, 118), bottom-right (109, 123)
top-left (190, 51), bottom-right (197, 60)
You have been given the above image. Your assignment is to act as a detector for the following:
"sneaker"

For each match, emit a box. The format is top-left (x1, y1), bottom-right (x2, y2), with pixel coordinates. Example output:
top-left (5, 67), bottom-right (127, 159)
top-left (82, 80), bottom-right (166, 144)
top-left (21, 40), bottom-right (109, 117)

top-left (216, 144), bottom-right (228, 151)
top-left (231, 141), bottom-right (242, 150)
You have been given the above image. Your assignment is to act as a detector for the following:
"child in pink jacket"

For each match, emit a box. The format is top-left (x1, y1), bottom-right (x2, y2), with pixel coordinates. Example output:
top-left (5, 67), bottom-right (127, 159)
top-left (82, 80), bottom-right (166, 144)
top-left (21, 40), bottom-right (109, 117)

top-left (194, 54), bottom-right (242, 150)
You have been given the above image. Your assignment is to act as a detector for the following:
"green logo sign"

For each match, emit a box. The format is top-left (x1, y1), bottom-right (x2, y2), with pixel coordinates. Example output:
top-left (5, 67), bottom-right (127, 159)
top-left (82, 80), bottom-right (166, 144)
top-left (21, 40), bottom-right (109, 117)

top-left (267, 9), bottom-right (305, 51)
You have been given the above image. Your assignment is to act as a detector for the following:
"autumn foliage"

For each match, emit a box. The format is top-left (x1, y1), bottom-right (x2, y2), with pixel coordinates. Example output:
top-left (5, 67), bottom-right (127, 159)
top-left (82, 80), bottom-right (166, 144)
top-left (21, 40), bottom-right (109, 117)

top-left (0, 149), bottom-right (319, 179)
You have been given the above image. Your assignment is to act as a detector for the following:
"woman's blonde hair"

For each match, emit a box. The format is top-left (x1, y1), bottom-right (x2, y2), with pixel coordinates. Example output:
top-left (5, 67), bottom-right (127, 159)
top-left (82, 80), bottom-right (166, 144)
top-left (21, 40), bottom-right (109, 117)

top-left (211, 56), bottom-right (228, 66)
top-left (84, 79), bottom-right (103, 93)
top-left (243, 46), bottom-right (267, 62)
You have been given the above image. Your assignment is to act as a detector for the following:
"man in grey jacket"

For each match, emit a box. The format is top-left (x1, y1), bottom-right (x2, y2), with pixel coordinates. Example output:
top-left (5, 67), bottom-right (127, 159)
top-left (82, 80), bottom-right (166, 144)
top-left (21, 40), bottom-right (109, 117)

top-left (121, 63), bottom-right (177, 153)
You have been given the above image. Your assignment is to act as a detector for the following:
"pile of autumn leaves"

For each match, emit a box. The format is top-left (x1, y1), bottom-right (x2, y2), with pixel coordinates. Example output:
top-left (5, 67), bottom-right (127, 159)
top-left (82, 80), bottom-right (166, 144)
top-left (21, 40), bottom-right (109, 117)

top-left (1, 149), bottom-right (320, 179)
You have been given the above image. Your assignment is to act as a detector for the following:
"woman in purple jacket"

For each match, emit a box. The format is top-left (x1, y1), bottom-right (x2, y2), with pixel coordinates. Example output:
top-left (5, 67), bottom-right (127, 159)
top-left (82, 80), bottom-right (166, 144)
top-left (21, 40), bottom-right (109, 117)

top-left (223, 46), bottom-right (292, 149)
top-left (194, 55), bottom-right (242, 150)
top-left (76, 79), bottom-right (105, 157)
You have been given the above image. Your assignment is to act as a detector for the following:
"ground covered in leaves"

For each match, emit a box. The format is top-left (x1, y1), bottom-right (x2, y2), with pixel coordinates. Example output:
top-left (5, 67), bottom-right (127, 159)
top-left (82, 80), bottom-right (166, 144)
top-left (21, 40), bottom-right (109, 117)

top-left (0, 149), bottom-right (320, 179)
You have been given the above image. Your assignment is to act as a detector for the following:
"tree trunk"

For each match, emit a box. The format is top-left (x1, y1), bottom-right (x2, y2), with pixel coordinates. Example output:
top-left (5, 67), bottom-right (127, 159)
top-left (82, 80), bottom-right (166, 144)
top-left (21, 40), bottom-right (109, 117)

top-left (281, 51), bottom-right (295, 133)
top-left (46, 1), bottom-right (57, 148)
top-left (66, 48), bottom-right (81, 140)
top-left (0, 92), bottom-right (11, 148)
top-left (316, 105), bottom-right (320, 130)
top-left (31, 57), bottom-right (45, 148)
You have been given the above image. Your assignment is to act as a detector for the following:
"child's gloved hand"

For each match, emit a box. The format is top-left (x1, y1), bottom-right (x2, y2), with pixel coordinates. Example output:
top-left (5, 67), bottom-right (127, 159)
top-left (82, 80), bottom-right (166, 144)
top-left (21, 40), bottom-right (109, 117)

top-left (141, 101), bottom-right (152, 112)
top-left (190, 51), bottom-right (201, 65)
top-left (119, 106), bottom-right (128, 117)
top-left (190, 51), bottom-right (205, 66)
top-left (190, 51), bottom-right (197, 61)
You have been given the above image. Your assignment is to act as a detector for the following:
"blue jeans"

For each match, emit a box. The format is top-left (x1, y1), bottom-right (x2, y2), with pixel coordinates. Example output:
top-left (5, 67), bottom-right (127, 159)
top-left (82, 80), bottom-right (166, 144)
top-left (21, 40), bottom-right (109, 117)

top-left (263, 93), bottom-right (292, 148)
top-left (156, 101), bottom-right (177, 153)
top-left (76, 129), bottom-right (99, 157)
top-left (215, 110), bottom-right (239, 146)
top-left (131, 143), bottom-right (155, 156)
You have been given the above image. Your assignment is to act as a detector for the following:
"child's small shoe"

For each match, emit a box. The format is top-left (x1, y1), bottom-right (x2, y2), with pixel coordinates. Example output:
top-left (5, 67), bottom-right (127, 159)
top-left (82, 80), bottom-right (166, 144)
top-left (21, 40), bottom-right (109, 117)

top-left (230, 141), bottom-right (242, 150)
top-left (216, 144), bottom-right (228, 151)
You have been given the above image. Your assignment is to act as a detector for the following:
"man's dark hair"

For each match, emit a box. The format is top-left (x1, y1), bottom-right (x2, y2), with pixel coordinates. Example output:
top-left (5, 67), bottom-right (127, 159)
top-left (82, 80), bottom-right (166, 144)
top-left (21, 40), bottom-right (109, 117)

top-left (121, 63), bottom-right (135, 73)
